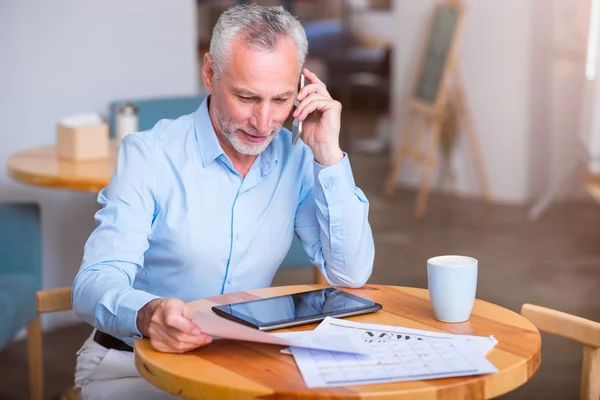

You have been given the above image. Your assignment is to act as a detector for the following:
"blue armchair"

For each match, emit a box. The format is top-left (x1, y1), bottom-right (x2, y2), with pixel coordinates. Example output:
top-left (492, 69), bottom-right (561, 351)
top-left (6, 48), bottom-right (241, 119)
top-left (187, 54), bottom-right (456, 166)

top-left (0, 203), bottom-right (42, 351)
top-left (109, 95), bottom-right (321, 283)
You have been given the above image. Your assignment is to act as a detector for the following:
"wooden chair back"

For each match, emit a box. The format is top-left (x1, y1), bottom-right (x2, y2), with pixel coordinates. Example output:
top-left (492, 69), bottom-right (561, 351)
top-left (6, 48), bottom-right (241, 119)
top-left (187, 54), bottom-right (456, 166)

top-left (522, 303), bottom-right (600, 400)
top-left (27, 287), bottom-right (77, 400)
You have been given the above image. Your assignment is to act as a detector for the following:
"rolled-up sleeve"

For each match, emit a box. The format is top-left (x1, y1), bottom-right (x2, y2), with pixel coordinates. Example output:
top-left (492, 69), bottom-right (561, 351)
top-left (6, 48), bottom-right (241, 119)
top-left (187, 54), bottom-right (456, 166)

top-left (294, 154), bottom-right (375, 287)
top-left (72, 134), bottom-right (162, 338)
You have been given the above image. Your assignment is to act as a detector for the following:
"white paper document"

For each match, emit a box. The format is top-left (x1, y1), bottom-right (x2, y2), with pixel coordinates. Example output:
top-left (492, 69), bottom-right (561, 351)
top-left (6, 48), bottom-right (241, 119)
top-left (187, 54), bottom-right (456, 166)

top-left (290, 337), bottom-right (498, 388)
top-left (192, 310), bottom-right (368, 354)
top-left (316, 317), bottom-right (498, 354)
top-left (284, 318), bottom-right (499, 388)
top-left (281, 317), bottom-right (497, 356)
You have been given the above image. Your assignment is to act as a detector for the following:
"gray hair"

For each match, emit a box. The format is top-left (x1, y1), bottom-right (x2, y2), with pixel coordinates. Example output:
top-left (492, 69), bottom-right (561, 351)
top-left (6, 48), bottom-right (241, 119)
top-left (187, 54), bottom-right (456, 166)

top-left (209, 4), bottom-right (308, 78)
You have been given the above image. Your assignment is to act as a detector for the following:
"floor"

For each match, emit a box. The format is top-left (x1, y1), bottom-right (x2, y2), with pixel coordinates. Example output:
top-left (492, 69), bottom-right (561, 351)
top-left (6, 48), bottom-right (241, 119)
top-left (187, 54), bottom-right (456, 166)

top-left (1, 144), bottom-right (599, 399)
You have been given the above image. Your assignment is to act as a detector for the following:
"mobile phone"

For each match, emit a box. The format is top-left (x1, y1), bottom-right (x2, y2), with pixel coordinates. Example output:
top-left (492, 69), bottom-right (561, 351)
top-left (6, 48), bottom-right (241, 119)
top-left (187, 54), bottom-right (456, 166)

top-left (292, 73), bottom-right (305, 145)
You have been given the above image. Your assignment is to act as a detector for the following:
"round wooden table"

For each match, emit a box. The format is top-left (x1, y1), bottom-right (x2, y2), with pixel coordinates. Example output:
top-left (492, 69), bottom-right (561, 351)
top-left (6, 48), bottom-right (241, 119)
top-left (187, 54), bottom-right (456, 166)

top-left (7, 143), bottom-right (117, 192)
top-left (134, 284), bottom-right (541, 400)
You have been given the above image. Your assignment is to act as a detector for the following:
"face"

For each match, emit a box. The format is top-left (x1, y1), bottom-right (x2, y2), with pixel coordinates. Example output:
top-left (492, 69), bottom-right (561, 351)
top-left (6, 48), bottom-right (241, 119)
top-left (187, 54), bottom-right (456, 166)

top-left (202, 36), bottom-right (300, 156)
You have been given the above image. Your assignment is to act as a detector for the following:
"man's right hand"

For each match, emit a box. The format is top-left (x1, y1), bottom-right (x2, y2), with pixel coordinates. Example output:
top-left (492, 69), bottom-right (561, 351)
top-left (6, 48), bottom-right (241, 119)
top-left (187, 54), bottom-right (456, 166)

top-left (136, 298), bottom-right (212, 353)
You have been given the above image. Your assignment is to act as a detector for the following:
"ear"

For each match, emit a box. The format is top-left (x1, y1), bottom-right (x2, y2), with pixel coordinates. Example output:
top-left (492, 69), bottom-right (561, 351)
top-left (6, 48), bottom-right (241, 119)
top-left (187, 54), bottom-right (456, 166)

top-left (202, 53), bottom-right (215, 93)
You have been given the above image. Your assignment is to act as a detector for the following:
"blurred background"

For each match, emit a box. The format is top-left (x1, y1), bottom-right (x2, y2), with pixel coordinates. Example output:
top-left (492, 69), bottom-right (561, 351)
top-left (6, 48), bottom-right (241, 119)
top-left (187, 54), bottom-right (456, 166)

top-left (1, 0), bottom-right (600, 399)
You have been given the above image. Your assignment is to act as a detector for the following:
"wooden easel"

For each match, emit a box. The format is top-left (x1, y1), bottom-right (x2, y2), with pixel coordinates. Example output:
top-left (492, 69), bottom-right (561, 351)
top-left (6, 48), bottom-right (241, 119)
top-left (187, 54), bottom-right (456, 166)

top-left (383, 0), bottom-right (491, 218)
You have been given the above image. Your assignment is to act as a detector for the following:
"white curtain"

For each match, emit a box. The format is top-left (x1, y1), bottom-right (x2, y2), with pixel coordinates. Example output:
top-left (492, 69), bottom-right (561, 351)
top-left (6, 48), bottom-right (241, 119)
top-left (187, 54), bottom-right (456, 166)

top-left (582, 0), bottom-right (600, 174)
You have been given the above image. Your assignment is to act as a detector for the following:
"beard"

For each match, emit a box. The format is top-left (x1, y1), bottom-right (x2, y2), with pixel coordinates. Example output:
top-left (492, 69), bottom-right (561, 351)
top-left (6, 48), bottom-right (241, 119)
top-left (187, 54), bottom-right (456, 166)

top-left (212, 97), bottom-right (280, 156)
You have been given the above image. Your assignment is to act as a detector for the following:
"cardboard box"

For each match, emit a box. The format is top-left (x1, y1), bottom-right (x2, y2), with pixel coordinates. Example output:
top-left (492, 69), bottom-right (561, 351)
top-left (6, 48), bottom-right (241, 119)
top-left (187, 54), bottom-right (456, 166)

top-left (57, 122), bottom-right (109, 161)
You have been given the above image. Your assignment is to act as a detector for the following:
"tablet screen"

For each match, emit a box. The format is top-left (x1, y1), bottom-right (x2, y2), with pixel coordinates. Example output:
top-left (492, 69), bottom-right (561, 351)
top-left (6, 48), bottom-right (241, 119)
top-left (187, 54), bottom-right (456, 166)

top-left (212, 288), bottom-right (378, 328)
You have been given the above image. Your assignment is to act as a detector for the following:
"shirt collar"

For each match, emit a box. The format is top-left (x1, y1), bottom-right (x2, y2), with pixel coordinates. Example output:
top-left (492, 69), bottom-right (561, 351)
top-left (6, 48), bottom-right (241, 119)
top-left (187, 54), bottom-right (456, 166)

top-left (194, 96), bottom-right (225, 168)
top-left (193, 96), bottom-right (279, 174)
top-left (259, 135), bottom-right (278, 176)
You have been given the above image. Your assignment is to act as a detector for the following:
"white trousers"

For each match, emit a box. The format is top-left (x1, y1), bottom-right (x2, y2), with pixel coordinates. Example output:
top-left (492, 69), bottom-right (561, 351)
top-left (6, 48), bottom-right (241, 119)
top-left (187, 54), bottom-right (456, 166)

top-left (74, 331), bottom-right (178, 400)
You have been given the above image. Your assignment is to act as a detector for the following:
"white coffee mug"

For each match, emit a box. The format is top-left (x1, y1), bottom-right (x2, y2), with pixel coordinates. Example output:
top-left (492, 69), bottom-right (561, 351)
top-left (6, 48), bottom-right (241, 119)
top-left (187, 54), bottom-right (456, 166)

top-left (427, 255), bottom-right (478, 323)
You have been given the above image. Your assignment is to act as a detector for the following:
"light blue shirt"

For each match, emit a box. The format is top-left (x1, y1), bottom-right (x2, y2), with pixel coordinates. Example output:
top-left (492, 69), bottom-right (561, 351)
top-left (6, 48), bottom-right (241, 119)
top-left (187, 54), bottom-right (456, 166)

top-left (72, 97), bottom-right (374, 345)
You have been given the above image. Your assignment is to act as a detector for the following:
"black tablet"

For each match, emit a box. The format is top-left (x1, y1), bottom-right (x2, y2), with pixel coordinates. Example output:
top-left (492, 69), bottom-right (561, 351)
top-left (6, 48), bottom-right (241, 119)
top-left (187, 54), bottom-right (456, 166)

top-left (211, 288), bottom-right (383, 330)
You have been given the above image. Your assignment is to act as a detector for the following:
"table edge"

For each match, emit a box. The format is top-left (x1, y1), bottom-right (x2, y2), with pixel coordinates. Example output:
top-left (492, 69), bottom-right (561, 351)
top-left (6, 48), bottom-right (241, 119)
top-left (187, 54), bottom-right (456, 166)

top-left (7, 148), bottom-right (110, 192)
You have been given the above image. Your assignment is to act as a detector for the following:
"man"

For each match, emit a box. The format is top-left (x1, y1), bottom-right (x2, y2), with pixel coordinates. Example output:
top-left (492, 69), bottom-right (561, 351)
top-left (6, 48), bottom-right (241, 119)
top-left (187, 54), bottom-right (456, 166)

top-left (72, 4), bottom-right (374, 399)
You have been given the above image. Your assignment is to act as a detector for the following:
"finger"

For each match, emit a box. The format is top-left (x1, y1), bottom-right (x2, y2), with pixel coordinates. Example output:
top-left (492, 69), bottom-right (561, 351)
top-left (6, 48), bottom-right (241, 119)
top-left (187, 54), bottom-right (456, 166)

top-left (293, 92), bottom-right (325, 118)
top-left (149, 329), bottom-right (185, 353)
top-left (151, 332), bottom-right (212, 353)
top-left (298, 83), bottom-right (331, 101)
top-left (299, 98), bottom-right (339, 122)
top-left (180, 302), bottom-right (198, 320)
top-left (150, 339), bottom-right (174, 353)
top-left (181, 304), bottom-right (204, 335)
top-left (296, 95), bottom-right (339, 121)
top-left (167, 334), bottom-right (212, 352)
top-left (301, 68), bottom-right (330, 95)
top-left (302, 68), bottom-right (323, 84)
top-left (151, 337), bottom-right (207, 354)
top-left (163, 308), bottom-right (202, 335)
top-left (165, 328), bottom-right (212, 346)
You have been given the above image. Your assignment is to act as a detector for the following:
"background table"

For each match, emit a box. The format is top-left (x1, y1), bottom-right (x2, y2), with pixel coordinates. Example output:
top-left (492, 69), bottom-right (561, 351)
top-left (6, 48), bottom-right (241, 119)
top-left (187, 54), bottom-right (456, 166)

top-left (134, 284), bottom-right (541, 399)
top-left (7, 143), bottom-right (117, 192)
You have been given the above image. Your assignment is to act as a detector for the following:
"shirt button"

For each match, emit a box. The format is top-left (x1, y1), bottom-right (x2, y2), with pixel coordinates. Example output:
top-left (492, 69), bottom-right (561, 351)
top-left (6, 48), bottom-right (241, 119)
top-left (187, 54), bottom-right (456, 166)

top-left (325, 181), bottom-right (333, 189)
top-left (235, 233), bottom-right (240, 241)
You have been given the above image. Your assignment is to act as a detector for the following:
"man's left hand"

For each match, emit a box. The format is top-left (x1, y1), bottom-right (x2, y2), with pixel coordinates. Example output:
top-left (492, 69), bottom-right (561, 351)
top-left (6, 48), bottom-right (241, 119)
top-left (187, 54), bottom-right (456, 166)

top-left (293, 68), bottom-right (344, 167)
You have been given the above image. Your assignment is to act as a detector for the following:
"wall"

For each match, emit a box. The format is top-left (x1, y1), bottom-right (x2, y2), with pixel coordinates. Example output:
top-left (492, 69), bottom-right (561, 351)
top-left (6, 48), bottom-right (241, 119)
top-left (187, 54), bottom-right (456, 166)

top-left (353, 0), bottom-right (587, 203)
top-left (387, 0), bottom-right (535, 203)
top-left (0, 0), bottom-right (199, 331)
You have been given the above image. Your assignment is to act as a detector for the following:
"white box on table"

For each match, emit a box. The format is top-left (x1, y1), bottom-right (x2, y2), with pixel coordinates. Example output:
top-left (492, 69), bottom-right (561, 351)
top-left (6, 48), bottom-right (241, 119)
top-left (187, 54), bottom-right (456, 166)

top-left (57, 113), bottom-right (109, 161)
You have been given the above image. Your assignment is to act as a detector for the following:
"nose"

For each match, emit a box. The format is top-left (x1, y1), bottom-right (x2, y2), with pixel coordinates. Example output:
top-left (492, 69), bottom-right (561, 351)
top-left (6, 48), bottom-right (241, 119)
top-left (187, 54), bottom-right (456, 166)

top-left (251, 103), bottom-right (271, 136)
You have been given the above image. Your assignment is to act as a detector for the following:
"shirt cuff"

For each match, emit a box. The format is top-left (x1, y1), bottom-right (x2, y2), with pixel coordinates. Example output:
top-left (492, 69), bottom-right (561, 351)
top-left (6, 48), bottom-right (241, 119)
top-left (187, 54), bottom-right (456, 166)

top-left (313, 153), bottom-right (356, 205)
top-left (116, 290), bottom-right (162, 338)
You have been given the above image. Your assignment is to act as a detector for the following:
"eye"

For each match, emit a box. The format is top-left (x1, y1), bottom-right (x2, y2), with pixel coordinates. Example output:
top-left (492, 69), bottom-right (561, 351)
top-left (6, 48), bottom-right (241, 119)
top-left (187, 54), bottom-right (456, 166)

top-left (274, 98), bottom-right (288, 104)
top-left (237, 96), bottom-right (257, 103)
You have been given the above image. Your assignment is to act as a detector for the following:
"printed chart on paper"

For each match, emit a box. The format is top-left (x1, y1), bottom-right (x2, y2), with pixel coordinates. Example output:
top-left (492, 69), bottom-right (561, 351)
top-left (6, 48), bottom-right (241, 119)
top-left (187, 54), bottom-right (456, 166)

top-left (289, 318), bottom-right (498, 388)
